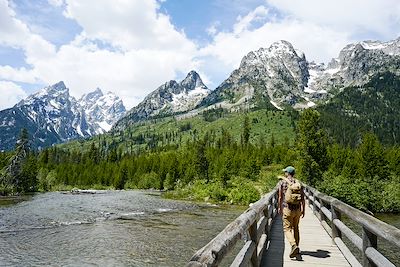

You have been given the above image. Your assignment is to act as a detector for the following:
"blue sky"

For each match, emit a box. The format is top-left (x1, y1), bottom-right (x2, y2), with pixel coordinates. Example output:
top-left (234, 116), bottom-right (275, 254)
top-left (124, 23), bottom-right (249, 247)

top-left (0, 0), bottom-right (399, 109)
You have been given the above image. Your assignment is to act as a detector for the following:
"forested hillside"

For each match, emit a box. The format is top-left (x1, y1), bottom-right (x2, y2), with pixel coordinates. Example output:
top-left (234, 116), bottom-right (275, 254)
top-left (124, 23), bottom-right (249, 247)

top-left (318, 72), bottom-right (400, 146)
top-left (1, 107), bottom-right (399, 213)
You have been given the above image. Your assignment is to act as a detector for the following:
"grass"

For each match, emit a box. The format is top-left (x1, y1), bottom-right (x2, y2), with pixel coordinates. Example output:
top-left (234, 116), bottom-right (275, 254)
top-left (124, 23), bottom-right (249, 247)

top-left (59, 108), bottom-right (296, 154)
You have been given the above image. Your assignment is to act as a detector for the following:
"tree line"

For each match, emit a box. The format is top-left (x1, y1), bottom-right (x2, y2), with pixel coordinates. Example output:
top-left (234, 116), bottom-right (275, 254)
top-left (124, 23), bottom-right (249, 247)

top-left (1, 109), bottom-right (399, 212)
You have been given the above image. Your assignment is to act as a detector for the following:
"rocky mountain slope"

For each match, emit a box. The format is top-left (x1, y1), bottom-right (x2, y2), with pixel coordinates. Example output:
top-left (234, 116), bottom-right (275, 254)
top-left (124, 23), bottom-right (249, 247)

top-left (79, 88), bottom-right (126, 134)
top-left (199, 40), bottom-right (310, 111)
top-left (114, 70), bottom-right (209, 129)
top-left (0, 82), bottom-right (126, 150)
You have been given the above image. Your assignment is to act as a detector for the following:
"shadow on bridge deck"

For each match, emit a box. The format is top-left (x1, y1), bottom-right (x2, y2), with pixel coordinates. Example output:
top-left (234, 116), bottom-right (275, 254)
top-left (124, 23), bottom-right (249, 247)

top-left (260, 205), bottom-right (350, 267)
top-left (260, 215), bottom-right (285, 267)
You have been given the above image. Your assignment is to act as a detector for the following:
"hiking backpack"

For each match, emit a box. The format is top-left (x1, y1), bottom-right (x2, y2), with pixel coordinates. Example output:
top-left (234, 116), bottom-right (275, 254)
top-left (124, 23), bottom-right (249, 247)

top-left (284, 178), bottom-right (302, 205)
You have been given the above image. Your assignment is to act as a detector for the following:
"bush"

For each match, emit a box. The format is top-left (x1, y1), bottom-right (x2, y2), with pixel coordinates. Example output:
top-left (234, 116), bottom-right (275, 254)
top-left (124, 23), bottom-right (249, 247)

top-left (38, 170), bottom-right (57, 191)
top-left (381, 176), bottom-right (400, 213)
top-left (137, 172), bottom-right (161, 189)
top-left (228, 177), bottom-right (260, 205)
top-left (258, 165), bottom-right (282, 193)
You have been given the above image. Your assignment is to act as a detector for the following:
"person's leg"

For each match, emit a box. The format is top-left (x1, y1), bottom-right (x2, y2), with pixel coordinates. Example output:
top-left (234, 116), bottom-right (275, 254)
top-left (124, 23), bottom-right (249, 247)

top-left (293, 209), bottom-right (301, 247)
top-left (283, 207), bottom-right (300, 257)
top-left (282, 207), bottom-right (296, 246)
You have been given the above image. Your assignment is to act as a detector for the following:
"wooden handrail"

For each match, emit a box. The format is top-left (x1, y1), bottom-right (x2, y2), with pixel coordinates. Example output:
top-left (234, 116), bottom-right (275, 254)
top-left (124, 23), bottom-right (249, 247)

top-left (187, 185), bottom-right (279, 267)
top-left (303, 184), bottom-right (400, 267)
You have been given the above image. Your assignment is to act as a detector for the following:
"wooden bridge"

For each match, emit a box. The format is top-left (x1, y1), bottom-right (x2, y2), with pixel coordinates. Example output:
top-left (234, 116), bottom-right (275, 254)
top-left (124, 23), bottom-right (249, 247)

top-left (187, 183), bottom-right (400, 267)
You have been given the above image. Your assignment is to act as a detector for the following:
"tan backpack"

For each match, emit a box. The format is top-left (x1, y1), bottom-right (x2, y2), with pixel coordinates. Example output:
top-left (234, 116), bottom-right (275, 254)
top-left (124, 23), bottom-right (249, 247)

top-left (284, 178), bottom-right (302, 205)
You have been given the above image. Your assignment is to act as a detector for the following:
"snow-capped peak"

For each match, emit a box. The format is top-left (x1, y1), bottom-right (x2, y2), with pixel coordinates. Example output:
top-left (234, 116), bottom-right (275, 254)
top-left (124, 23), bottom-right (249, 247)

top-left (180, 70), bottom-right (207, 92)
top-left (171, 72), bottom-right (210, 112)
top-left (81, 88), bottom-right (103, 101)
top-left (16, 81), bottom-right (69, 108)
top-left (2, 81), bottom-right (126, 149)
top-left (78, 88), bottom-right (126, 133)
top-left (37, 81), bottom-right (69, 98)
top-left (269, 40), bottom-right (296, 54)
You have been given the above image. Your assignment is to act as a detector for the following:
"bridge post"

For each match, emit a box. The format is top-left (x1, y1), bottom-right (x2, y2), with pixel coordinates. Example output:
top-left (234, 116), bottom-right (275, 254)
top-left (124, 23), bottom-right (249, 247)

top-left (311, 190), bottom-right (317, 216)
top-left (249, 219), bottom-right (258, 267)
top-left (331, 205), bottom-right (342, 241)
top-left (319, 199), bottom-right (324, 222)
top-left (273, 193), bottom-right (278, 217)
top-left (265, 199), bottom-right (270, 239)
top-left (362, 227), bottom-right (377, 267)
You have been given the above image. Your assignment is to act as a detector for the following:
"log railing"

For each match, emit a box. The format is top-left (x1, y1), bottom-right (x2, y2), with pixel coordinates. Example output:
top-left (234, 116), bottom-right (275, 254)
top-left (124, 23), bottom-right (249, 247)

top-left (186, 185), bottom-right (280, 267)
top-left (303, 184), bottom-right (400, 267)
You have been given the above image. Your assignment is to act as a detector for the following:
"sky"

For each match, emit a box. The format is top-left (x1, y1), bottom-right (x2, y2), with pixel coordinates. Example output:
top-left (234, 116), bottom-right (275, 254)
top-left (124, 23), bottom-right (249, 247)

top-left (0, 0), bottom-right (399, 110)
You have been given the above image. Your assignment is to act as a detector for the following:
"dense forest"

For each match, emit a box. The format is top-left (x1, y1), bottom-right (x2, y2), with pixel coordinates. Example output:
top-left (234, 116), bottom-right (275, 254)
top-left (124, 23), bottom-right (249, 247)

top-left (318, 72), bottom-right (400, 146)
top-left (1, 108), bottom-right (399, 213)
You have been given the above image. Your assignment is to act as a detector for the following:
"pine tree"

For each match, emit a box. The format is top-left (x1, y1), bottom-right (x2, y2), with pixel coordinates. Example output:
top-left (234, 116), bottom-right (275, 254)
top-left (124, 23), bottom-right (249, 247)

top-left (195, 139), bottom-right (209, 181)
top-left (1, 128), bottom-right (37, 193)
top-left (297, 109), bottom-right (329, 186)
top-left (243, 116), bottom-right (251, 146)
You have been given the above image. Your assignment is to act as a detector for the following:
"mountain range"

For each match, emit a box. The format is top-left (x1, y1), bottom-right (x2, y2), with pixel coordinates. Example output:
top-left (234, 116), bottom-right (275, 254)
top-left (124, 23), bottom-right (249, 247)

top-left (114, 37), bottom-right (400, 131)
top-left (1, 37), bottom-right (399, 150)
top-left (0, 82), bottom-right (126, 150)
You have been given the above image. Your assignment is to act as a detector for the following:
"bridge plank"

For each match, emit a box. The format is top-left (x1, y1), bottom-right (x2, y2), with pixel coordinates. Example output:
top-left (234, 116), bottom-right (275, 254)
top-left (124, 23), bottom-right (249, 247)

top-left (260, 205), bottom-right (350, 267)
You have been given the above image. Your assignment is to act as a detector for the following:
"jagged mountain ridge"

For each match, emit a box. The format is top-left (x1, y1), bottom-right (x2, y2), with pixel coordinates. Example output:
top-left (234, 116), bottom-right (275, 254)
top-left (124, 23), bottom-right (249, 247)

top-left (114, 70), bottom-right (210, 129)
top-left (114, 37), bottom-right (400, 132)
top-left (200, 38), bottom-right (400, 111)
top-left (307, 38), bottom-right (400, 99)
top-left (0, 82), bottom-right (126, 150)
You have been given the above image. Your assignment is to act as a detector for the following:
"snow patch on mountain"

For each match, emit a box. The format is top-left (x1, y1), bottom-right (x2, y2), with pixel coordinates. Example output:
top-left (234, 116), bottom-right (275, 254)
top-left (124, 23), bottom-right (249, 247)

top-left (171, 85), bottom-right (210, 113)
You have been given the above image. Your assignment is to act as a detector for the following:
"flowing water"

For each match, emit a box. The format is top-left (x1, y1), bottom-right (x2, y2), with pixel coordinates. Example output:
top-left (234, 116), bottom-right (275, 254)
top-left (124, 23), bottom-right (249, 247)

top-left (0, 191), bottom-right (246, 267)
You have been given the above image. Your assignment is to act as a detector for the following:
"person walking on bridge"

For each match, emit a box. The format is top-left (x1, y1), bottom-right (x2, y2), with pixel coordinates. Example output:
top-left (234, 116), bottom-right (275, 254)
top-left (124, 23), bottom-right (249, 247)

top-left (278, 166), bottom-right (305, 258)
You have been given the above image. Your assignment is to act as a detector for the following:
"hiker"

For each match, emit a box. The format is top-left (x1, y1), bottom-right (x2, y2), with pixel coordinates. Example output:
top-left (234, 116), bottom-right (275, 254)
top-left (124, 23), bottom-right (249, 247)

top-left (278, 166), bottom-right (305, 258)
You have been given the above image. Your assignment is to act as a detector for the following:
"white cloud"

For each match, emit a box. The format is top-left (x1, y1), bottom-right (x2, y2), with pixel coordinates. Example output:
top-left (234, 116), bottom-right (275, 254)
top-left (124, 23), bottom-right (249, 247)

top-left (0, 81), bottom-right (27, 110)
top-left (63, 0), bottom-right (195, 52)
top-left (201, 0), bottom-right (400, 75)
top-left (0, 65), bottom-right (38, 83)
top-left (233, 5), bottom-right (268, 35)
top-left (0, 0), bottom-right (200, 109)
top-left (267, 0), bottom-right (400, 39)
top-left (206, 21), bottom-right (220, 36)
top-left (0, 0), bottom-right (31, 48)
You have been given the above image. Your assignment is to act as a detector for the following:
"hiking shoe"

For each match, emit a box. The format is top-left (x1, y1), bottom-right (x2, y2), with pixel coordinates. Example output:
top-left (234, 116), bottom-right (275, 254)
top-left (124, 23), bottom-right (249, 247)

top-left (289, 245), bottom-right (299, 258)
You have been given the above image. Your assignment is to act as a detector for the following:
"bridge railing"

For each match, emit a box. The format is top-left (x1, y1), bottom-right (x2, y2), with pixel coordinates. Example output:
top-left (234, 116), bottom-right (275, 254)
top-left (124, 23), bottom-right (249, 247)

top-left (187, 182), bottom-right (400, 267)
top-left (187, 184), bottom-right (280, 267)
top-left (303, 184), bottom-right (400, 267)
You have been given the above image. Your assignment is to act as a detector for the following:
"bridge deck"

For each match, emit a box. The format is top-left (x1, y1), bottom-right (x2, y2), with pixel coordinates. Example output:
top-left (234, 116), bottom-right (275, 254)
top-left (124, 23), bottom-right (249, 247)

top-left (260, 205), bottom-right (350, 267)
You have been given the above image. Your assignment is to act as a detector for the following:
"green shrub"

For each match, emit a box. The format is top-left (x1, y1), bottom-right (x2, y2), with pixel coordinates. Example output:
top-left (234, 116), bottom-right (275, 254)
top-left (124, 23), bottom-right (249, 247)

top-left (137, 172), bottom-right (161, 189)
top-left (228, 177), bottom-right (260, 205)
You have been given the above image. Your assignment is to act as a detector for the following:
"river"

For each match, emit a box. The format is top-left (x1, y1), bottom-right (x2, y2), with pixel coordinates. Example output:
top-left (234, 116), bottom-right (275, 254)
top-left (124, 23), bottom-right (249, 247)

top-left (0, 191), bottom-right (246, 266)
